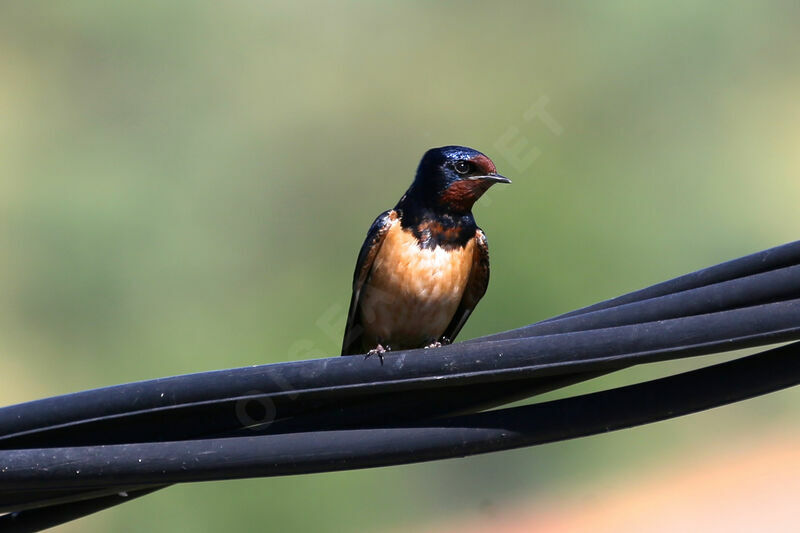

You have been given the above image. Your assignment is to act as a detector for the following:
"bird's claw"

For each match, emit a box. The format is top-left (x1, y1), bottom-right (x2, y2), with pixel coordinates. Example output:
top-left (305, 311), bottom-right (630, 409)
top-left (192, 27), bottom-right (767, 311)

top-left (365, 344), bottom-right (389, 365)
top-left (425, 337), bottom-right (451, 349)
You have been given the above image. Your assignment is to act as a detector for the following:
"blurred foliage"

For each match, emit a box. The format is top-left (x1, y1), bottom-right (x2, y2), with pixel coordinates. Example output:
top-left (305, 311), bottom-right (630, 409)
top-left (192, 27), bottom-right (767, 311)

top-left (1, 1), bottom-right (799, 531)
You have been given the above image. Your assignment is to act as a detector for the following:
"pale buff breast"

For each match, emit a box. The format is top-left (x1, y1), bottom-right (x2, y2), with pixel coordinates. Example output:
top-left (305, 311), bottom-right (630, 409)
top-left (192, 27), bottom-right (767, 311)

top-left (358, 220), bottom-right (475, 349)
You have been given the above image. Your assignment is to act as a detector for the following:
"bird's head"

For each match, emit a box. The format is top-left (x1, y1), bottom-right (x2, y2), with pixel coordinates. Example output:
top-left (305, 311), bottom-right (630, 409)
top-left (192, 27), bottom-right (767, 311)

top-left (409, 146), bottom-right (510, 214)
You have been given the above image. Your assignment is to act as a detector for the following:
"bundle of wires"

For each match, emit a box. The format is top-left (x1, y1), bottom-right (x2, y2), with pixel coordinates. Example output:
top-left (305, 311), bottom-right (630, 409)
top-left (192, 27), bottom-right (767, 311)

top-left (2, 240), bottom-right (800, 532)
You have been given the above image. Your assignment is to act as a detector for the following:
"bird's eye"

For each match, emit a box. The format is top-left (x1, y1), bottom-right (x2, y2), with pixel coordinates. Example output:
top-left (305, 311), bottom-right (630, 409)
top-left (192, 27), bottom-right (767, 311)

top-left (454, 160), bottom-right (471, 174)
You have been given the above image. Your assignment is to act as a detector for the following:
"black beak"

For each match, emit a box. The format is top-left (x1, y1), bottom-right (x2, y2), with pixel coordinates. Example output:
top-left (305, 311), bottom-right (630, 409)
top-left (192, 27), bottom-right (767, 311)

top-left (473, 173), bottom-right (511, 184)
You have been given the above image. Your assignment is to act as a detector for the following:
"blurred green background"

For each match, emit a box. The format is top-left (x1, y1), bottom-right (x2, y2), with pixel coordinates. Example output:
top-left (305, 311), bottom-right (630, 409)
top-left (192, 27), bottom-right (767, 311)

top-left (2, 2), bottom-right (800, 531)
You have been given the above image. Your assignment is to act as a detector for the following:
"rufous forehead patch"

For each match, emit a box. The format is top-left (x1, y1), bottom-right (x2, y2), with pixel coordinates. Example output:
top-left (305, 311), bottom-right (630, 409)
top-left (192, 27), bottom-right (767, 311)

top-left (470, 154), bottom-right (496, 175)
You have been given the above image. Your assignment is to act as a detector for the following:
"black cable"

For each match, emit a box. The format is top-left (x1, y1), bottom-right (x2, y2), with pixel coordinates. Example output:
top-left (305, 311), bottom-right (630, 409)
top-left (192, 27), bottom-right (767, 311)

top-left (533, 239), bottom-right (800, 322)
top-left (1, 487), bottom-right (162, 533)
top-left (473, 262), bottom-right (800, 341)
top-left (2, 298), bottom-right (799, 450)
top-left (2, 341), bottom-right (797, 506)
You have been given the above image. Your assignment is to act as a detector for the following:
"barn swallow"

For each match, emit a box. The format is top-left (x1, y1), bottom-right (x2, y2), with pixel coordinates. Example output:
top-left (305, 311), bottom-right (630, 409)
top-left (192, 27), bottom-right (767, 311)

top-left (341, 145), bottom-right (510, 357)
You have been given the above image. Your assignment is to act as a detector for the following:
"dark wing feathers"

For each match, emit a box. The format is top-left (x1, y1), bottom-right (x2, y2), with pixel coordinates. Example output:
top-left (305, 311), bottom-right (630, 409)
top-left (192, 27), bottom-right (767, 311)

top-left (341, 210), bottom-right (395, 355)
top-left (441, 229), bottom-right (490, 344)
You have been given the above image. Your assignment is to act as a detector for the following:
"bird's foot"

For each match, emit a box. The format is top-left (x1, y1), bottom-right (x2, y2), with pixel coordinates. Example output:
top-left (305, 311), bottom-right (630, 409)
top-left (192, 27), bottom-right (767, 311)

top-left (367, 344), bottom-right (388, 355)
top-left (424, 337), bottom-right (451, 349)
top-left (365, 344), bottom-right (390, 365)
